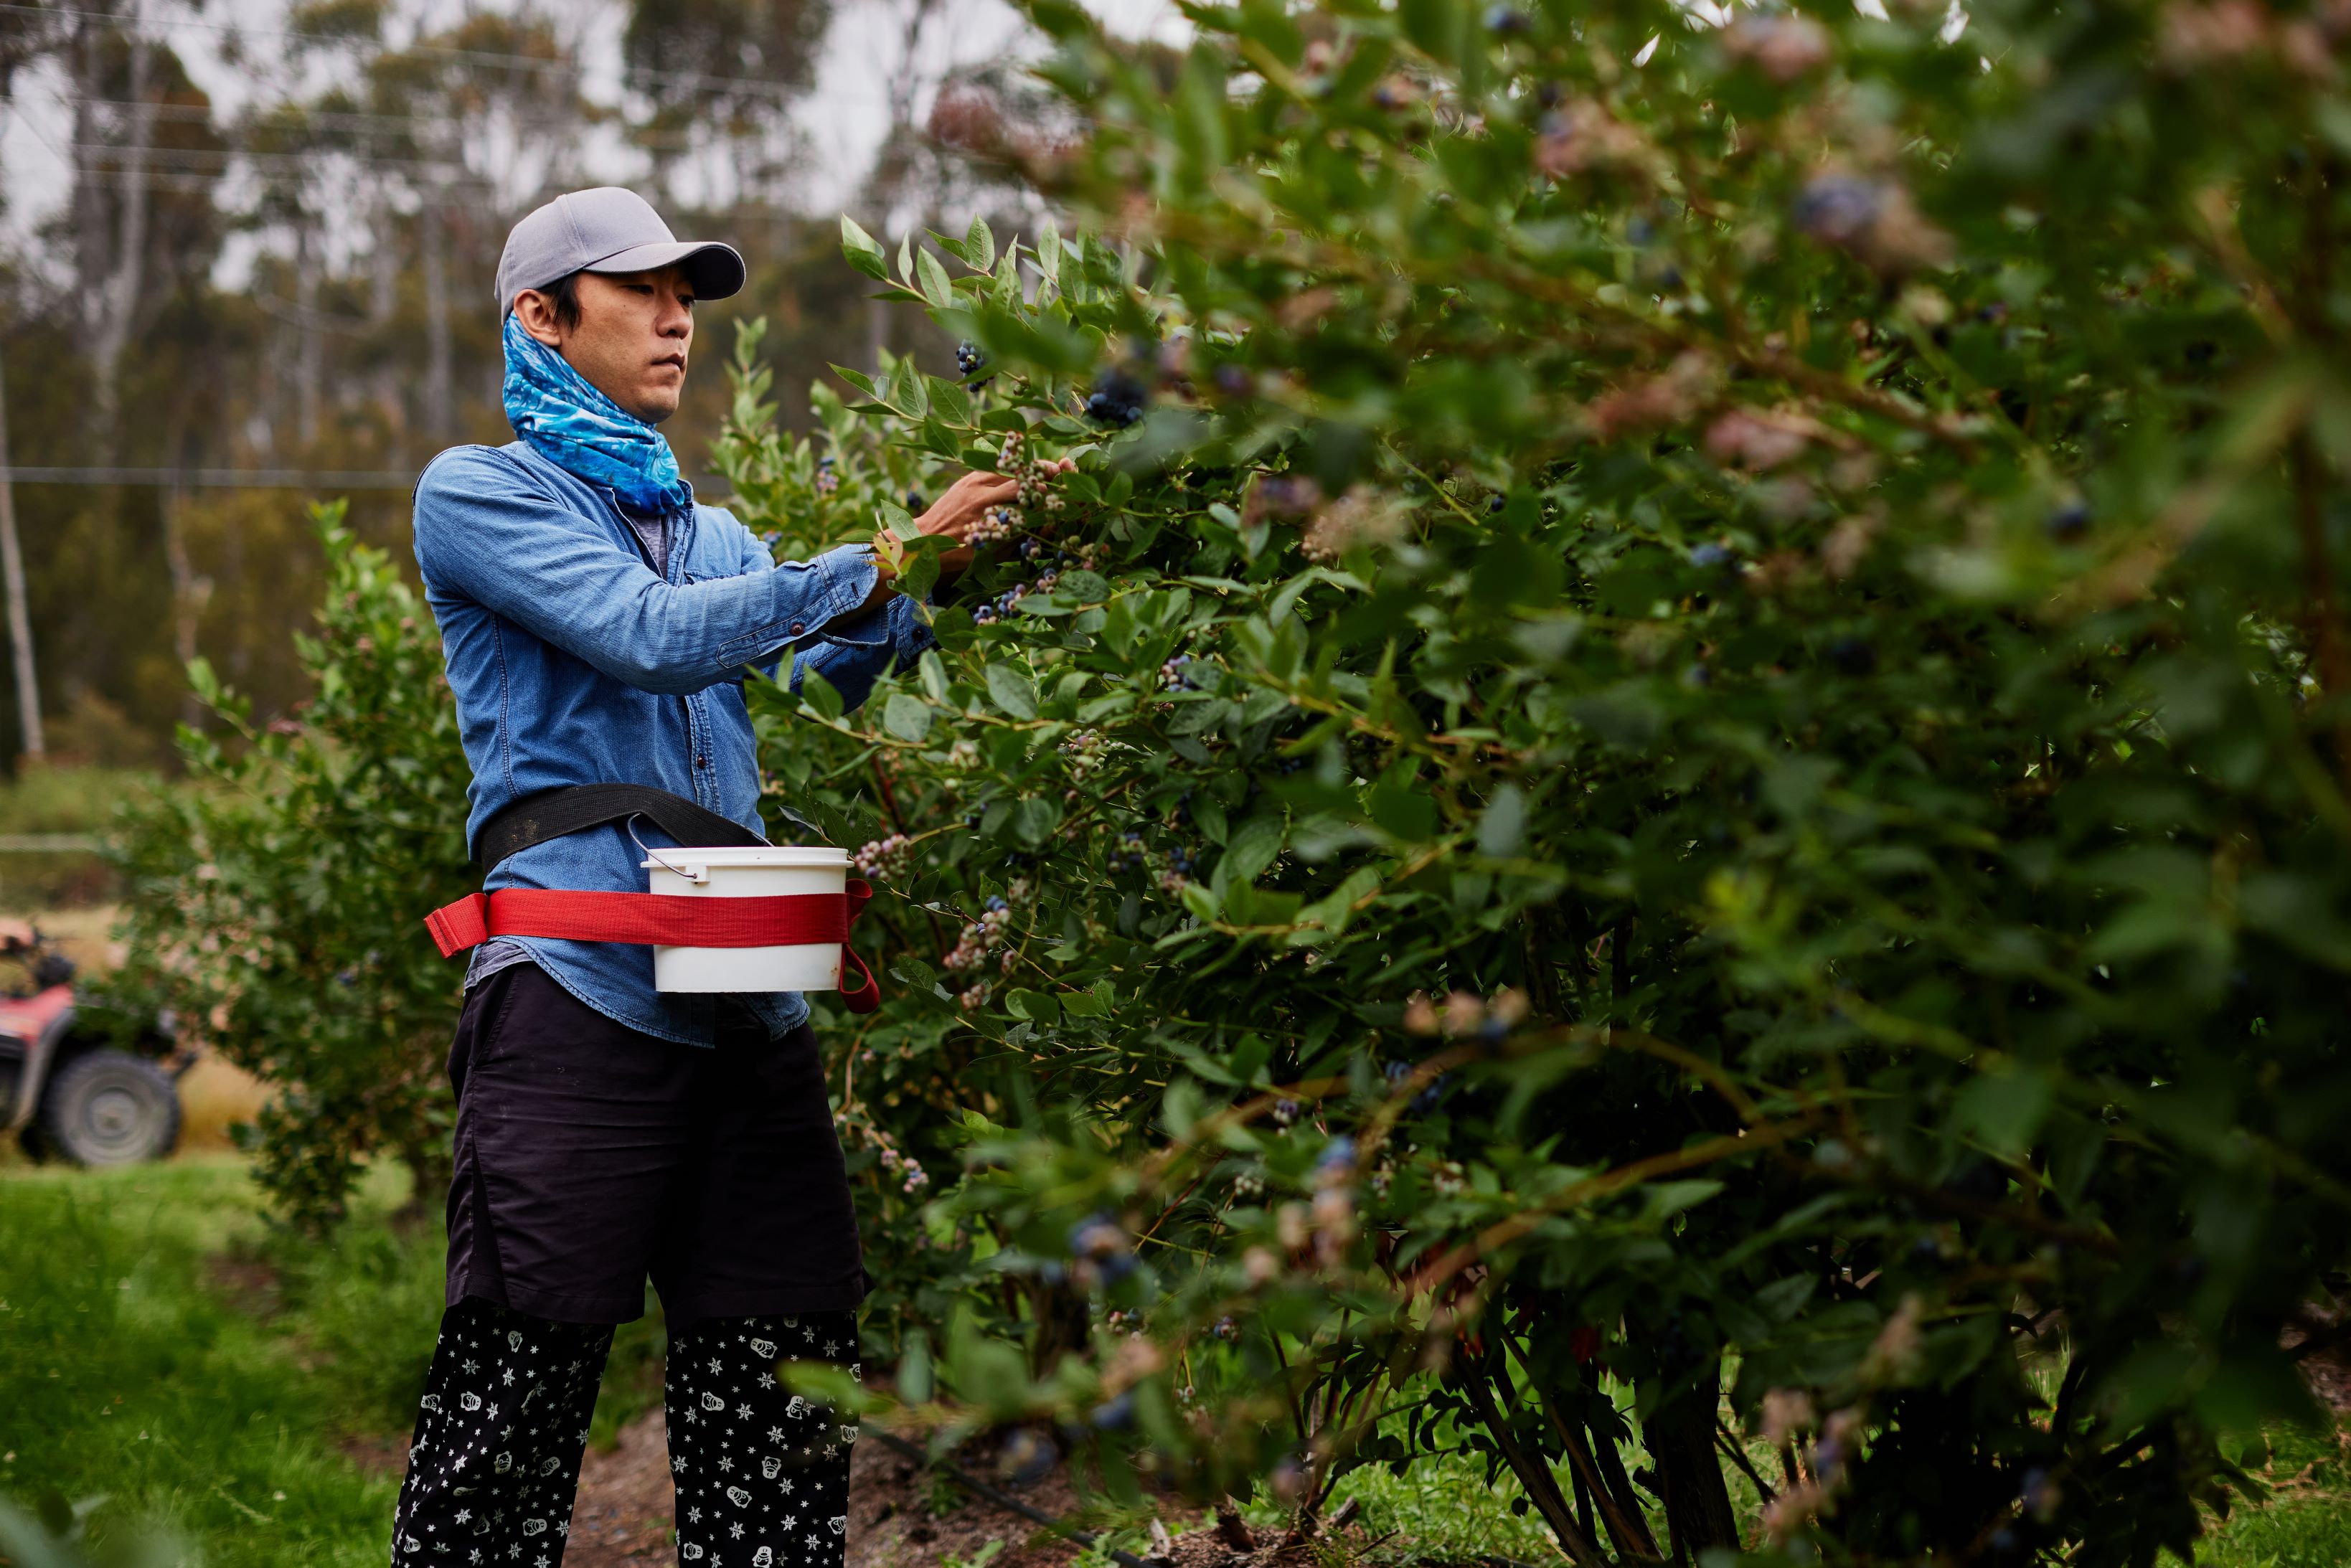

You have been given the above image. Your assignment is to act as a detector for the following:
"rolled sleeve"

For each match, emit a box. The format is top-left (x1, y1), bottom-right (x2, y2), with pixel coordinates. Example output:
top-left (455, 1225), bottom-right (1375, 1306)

top-left (712, 542), bottom-right (880, 666)
top-left (788, 593), bottom-right (937, 714)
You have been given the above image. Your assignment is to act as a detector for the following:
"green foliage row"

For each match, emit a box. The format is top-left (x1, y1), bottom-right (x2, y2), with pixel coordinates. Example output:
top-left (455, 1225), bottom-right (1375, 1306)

top-left (711, 0), bottom-right (2351, 1560)
top-left (112, 505), bottom-right (473, 1227)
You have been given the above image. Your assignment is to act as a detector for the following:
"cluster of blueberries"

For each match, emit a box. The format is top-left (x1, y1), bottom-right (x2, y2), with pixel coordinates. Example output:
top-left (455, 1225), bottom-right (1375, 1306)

top-left (1105, 831), bottom-right (1149, 875)
top-left (1084, 369), bottom-right (1147, 428)
top-left (1160, 653), bottom-right (1197, 691)
top-left (954, 341), bottom-right (989, 384)
top-left (1383, 1057), bottom-right (1451, 1115)
top-left (970, 582), bottom-right (1031, 625)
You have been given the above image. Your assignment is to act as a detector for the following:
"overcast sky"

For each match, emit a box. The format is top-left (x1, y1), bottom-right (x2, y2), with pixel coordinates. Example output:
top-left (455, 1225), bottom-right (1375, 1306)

top-left (0, 0), bottom-right (1187, 284)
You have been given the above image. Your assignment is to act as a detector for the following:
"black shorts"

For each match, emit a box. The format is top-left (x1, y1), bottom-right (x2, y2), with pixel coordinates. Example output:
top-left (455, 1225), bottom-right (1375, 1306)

top-left (441, 962), bottom-right (868, 1327)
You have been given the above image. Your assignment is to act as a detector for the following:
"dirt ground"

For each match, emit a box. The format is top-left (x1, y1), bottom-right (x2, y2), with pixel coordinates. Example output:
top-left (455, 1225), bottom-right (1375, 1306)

top-left (559, 1414), bottom-right (1382, 1568)
top-left (354, 1406), bottom-right (1121, 1568)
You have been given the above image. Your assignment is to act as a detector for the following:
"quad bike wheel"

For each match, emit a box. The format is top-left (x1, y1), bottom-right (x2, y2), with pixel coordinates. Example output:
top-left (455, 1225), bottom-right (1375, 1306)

top-left (39, 1048), bottom-right (182, 1166)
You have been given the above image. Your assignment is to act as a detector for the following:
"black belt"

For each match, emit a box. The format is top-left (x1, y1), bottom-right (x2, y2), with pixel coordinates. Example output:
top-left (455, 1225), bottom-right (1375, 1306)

top-left (474, 784), bottom-right (768, 871)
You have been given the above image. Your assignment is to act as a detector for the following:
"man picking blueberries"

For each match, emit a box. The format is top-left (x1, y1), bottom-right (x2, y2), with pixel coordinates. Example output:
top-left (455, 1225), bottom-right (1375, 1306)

top-left (391, 187), bottom-right (1052, 1567)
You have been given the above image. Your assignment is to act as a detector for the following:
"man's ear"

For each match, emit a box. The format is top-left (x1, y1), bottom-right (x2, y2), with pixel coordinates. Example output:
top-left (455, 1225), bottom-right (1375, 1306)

top-left (512, 291), bottom-right (565, 349)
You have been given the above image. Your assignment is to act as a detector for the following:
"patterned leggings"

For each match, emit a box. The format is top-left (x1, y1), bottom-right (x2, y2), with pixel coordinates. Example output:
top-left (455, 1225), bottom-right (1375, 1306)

top-left (390, 1298), bottom-right (858, 1567)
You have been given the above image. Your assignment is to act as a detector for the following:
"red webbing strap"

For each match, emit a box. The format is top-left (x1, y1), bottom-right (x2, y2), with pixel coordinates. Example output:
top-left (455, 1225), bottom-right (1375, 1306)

top-left (423, 881), bottom-right (882, 1014)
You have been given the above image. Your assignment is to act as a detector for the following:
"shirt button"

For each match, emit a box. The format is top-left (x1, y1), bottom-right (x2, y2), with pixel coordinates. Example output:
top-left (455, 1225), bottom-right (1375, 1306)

top-left (790, 620), bottom-right (805, 634)
top-left (695, 755), bottom-right (710, 768)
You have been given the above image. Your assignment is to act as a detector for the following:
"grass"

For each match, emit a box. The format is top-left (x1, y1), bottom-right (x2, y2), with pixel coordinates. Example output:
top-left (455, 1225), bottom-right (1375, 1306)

top-left (0, 1158), bottom-right (397, 1566)
top-left (0, 1154), bottom-right (673, 1566)
top-left (1, 1152), bottom-right (2347, 1567)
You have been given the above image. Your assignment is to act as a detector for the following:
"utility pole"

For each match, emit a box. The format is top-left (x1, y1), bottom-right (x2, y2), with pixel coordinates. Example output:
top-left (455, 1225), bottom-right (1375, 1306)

top-left (0, 335), bottom-right (44, 760)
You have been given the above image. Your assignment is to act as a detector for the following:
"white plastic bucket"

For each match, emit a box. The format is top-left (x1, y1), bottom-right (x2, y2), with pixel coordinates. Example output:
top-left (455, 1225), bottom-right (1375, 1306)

top-left (641, 845), bottom-right (852, 993)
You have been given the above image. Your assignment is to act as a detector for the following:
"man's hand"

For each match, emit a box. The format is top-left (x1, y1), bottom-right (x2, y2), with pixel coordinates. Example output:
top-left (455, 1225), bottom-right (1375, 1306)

top-left (859, 460), bottom-right (1076, 609)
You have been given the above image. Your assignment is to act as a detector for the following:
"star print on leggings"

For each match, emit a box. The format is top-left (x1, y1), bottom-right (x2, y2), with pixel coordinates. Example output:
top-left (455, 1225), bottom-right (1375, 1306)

top-left (666, 1309), bottom-right (858, 1567)
top-left (388, 1300), bottom-right (857, 1567)
top-left (389, 1298), bottom-right (612, 1563)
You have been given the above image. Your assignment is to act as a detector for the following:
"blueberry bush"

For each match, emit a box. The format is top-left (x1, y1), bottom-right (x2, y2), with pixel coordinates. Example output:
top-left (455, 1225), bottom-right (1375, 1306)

top-left (110, 506), bottom-right (473, 1229)
top-left (712, 0), bottom-right (2351, 1559)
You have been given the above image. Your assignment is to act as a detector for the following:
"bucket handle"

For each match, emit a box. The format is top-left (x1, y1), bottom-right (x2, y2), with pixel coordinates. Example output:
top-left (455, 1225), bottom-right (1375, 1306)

top-left (626, 815), bottom-right (710, 884)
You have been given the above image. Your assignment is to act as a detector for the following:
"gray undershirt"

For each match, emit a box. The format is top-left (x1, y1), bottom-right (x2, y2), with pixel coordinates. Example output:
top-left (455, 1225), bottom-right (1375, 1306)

top-left (463, 497), bottom-right (674, 992)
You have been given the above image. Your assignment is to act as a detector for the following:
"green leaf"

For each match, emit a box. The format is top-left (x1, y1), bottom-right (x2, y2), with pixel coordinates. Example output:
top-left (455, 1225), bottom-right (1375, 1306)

top-left (1006, 988), bottom-right (1061, 1023)
top-left (840, 215), bottom-right (887, 280)
top-left (1367, 765), bottom-right (1437, 841)
top-left (884, 356), bottom-right (930, 420)
top-left (985, 664), bottom-right (1038, 719)
top-left (966, 214), bottom-right (996, 273)
top-left (797, 664), bottom-right (843, 721)
top-left (916, 247), bottom-right (955, 309)
top-left (917, 650), bottom-right (949, 703)
top-left (1476, 783), bottom-right (1525, 857)
top-left (882, 692), bottom-right (932, 743)
top-left (830, 364), bottom-right (882, 401)
top-left (1012, 795), bottom-right (1063, 847)
top-left (1222, 814), bottom-right (1286, 888)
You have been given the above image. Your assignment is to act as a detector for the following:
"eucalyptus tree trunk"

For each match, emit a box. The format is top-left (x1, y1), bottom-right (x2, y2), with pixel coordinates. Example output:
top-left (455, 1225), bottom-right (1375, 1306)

top-left (422, 197), bottom-right (454, 443)
top-left (73, 11), bottom-right (158, 456)
top-left (0, 336), bottom-right (42, 760)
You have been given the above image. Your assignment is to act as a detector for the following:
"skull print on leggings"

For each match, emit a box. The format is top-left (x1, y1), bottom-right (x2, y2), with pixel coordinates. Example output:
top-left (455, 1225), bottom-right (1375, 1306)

top-left (390, 1298), bottom-right (613, 1564)
top-left (388, 1300), bottom-right (857, 1567)
top-left (665, 1310), bottom-right (858, 1567)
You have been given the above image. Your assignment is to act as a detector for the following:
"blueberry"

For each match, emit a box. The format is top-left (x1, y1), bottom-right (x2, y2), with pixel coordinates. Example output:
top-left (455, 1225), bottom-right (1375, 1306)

top-left (2046, 501), bottom-right (2091, 541)
top-left (1213, 362), bottom-right (1253, 397)
top-left (906, 489), bottom-right (925, 513)
top-left (1384, 1059), bottom-right (1410, 1085)
top-left (1827, 636), bottom-right (1876, 675)
top-left (1690, 542), bottom-right (1733, 569)
top-left (1487, 493), bottom-right (1507, 513)
top-left (1484, 4), bottom-right (1530, 32)
top-left (1091, 1392), bottom-right (1136, 1430)
top-left (1085, 369), bottom-right (1148, 428)
top-left (1410, 1074), bottom-right (1448, 1114)
top-left (1319, 1135), bottom-right (1357, 1172)
top-left (1792, 174), bottom-right (1883, 247)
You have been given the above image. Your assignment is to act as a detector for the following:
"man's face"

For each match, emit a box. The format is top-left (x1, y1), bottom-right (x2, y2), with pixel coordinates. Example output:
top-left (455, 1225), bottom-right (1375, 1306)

top-left (514, 265), bottom-right (696, 425)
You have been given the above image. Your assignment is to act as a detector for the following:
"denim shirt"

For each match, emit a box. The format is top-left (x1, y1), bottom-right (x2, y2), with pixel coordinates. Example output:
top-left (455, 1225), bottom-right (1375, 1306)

top-left (413, 440), bottom-right (936, 1046)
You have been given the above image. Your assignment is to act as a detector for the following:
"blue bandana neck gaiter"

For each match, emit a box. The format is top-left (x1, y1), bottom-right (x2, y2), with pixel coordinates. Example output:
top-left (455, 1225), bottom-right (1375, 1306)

top-left (500, 311), bottom-right (693, 514)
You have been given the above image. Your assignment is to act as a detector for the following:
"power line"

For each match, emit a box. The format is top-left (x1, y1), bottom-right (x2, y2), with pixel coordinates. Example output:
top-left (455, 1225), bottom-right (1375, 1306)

top-left (56, 136), bottom-right (481, 177)
top-left (3, 466), bottom-right (738, 491)
top-left (0, 3), bottom-right (849, 105)
top-left (50, 90), bottom-right (717, 149)
top-left (4, 466), bottom-right (418, 488)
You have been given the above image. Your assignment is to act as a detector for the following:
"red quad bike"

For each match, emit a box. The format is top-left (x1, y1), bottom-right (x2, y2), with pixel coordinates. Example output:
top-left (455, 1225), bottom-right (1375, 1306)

top-left (0, 923), bottom-right (188, 1165)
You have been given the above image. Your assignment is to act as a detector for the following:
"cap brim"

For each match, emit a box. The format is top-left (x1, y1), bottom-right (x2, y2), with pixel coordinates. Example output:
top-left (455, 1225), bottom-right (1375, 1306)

top-left (583, 239), bottom-right (748, 302)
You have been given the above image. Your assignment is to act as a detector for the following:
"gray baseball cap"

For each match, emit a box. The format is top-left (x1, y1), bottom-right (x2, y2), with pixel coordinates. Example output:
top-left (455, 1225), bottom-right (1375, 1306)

top-left (494, 187), bottom-right (747, 317)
